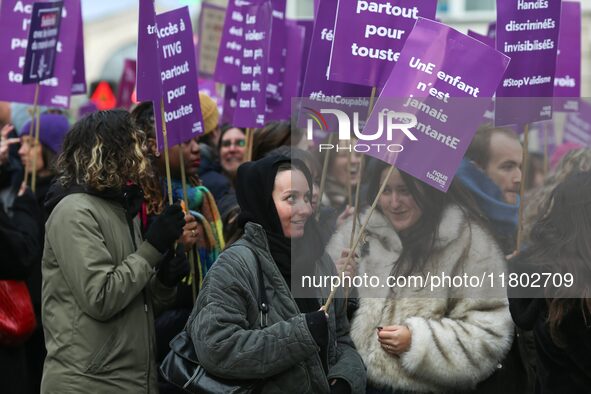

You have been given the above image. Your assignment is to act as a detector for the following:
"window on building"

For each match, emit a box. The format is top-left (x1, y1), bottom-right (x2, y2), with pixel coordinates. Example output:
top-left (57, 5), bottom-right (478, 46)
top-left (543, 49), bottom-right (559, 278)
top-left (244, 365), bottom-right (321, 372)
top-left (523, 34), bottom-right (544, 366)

top-left (465, 0), bottom-right (495, 11)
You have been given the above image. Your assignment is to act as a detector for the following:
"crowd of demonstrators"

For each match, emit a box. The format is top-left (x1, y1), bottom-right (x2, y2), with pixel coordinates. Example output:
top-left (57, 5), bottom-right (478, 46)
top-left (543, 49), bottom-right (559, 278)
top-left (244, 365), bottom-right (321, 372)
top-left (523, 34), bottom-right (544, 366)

top-left (2, 89), bottom-right (591, 394)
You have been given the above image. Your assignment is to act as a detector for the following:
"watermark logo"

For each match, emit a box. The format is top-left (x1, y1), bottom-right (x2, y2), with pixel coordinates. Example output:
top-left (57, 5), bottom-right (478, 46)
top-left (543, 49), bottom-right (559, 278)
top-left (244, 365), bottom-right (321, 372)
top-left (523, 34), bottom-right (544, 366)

top-left (305, 108), bottom-right (418, 153)
top-left (303, 107), bottom-right (328, 131)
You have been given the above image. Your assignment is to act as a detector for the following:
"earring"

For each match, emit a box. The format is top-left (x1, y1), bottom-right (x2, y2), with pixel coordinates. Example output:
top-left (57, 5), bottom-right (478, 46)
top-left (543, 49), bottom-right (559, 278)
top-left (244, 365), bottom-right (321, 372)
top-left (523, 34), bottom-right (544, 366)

top-left (154, 151), bottom-right (161, 158)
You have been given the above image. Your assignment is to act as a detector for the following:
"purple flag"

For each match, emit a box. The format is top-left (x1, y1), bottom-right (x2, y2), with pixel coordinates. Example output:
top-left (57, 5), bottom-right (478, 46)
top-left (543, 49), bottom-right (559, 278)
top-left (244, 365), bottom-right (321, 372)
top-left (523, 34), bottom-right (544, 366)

top-left (136, 0), bottom-right (161, 101)
top-left (554, 1), bottom-right (581, 113)
top-left (214, 0), bottom-right (250, 85)
top-left (468, 29), bottom-right (494, 47)
top-left (232, 0), bottom-right (272, 128)
top-left (71, 8), bottom-right (86, 95)
top-left (564, 100), bottom-right (591, 146)
top-left (117, 59), bottom-right (137, 110)
top-left (22, 1), bottom-right (63, 84)
top-left (266, 0), bottom-right (287, 100)
top-left (362, 18), bottom-right (510, 191)
top-left (299, 0), bottom-right (371, 132)
top-left (0, 0), bottom-right (82, 107)
top-left (266, 22), bottom-right (305, 121)
top-left (328, 0), bottom-right (437, 87)
top-left (495, 0), bottom-right (561, 126)
top-left (154, 6), bottom-right (204, 151)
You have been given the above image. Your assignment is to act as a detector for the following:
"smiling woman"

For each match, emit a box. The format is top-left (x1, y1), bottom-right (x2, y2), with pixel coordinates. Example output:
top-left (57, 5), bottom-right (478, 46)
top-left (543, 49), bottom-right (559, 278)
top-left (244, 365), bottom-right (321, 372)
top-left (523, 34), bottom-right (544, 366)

top-left (185, 155), bottom-right (367, 393)
top-left (326, 158), bottom-right (514, 393)
top-left (218, 125), bottom-right (246, 180)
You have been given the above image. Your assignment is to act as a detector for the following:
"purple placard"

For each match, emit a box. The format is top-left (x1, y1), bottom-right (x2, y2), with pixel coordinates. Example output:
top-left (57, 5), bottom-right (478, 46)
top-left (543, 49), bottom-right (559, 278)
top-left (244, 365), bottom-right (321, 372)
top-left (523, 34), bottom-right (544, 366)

top-left (71, 8), bottom-right (86, 95)
top-left (564, 100), bottom-right (591, 146)
top-left (266, 0), bottom-right (287, 100)
top-left (154, 6), bottom-right (204, 151)
top-left (267, 22), bottom-right (305, 121)
top-left (117, 59), bottom-right (137, 110)
top-left (214, 0), bottom-right (250, 85)
top-left (232, 0), bottom-right (272, 128)
top-left (363, 18), bottom-right (510, 191)
top-left (554, 1), bottom-right (581, 113)
top-left (199, 77), bottom-right (224, 117)
top-left (136, 0), bottom-right (161, 101)
top-left (22, 1), bottom-right (63, 84)
top-left (299, 0), bottom-right (371, 132)
top-left (0, 0), bottom-right (81, 107)
top-left (495, 0), bottom-right (561, 126)
top-left (468, 29), bottom-right (494, 47)
top-left (328, 0), bottom-right (438, 87)
top-left (294, 19), bottom-right (314, 95)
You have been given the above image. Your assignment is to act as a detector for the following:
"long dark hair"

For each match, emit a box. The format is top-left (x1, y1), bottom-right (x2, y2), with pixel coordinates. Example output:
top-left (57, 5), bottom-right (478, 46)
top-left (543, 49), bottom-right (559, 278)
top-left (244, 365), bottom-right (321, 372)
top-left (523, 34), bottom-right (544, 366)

top-left (527, 171), bottom-right (591, 344)
top-left (365, 159), bottom-right (487, 275)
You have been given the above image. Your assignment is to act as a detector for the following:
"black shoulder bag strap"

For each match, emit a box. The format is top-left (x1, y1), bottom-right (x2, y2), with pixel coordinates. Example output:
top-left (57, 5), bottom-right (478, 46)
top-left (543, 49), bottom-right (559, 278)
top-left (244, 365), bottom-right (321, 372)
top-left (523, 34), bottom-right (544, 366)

top-left (228, 243), bottom-right (270, 328)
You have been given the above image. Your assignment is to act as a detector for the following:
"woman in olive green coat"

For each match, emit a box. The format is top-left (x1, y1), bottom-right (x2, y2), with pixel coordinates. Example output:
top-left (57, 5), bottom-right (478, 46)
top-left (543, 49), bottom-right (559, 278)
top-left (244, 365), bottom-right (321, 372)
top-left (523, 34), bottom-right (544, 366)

top-left (41, 110), bottom-right (188, 393)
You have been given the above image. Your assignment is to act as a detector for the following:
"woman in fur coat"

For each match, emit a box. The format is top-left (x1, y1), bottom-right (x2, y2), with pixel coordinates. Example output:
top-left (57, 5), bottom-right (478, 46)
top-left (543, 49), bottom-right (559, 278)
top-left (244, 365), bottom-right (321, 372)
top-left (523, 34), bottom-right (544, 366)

top-left (327, 160), bottom-right (514, 393)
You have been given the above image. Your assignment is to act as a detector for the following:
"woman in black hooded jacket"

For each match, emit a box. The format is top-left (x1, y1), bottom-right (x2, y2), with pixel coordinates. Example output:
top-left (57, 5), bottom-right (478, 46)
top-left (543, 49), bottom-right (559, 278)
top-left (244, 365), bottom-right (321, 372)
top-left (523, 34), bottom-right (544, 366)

top-left (187, 155), bottom-right (366, 393)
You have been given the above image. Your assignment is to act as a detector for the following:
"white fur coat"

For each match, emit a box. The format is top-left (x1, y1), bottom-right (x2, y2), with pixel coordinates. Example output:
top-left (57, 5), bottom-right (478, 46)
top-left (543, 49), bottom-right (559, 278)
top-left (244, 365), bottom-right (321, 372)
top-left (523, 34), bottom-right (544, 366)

top-left (326, 205), bottom-right (514, 392)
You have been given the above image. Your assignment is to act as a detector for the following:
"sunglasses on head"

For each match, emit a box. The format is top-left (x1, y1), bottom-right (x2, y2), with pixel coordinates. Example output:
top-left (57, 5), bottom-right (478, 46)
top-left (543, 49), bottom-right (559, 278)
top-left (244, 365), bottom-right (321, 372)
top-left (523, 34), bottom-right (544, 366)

top-left (221, 139), bottom-right (246, 148)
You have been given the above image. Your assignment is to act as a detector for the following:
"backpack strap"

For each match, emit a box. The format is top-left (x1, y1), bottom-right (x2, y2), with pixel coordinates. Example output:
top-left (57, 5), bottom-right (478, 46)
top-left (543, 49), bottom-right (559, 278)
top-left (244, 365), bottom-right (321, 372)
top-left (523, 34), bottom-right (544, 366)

top-left (227, 244), bottom-right (269, 328)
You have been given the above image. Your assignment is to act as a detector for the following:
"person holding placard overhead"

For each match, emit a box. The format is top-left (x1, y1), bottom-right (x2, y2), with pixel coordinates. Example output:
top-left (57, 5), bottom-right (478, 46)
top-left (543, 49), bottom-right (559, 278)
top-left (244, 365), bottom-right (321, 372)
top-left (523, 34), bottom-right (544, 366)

top-left (327, 159), bottom-right (513, 393)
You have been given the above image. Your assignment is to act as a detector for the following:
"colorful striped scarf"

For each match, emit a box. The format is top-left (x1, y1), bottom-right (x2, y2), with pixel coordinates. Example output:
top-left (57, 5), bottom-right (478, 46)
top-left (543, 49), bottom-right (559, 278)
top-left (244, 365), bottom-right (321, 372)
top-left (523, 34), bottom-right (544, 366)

top-left (172, 178), bottom-right (225, 289)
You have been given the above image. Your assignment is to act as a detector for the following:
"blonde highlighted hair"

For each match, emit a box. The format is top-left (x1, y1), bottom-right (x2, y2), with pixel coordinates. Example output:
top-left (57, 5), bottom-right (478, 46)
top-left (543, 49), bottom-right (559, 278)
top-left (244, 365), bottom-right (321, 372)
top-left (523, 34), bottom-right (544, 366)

top-left (56, 109), bottom-right (161, 213)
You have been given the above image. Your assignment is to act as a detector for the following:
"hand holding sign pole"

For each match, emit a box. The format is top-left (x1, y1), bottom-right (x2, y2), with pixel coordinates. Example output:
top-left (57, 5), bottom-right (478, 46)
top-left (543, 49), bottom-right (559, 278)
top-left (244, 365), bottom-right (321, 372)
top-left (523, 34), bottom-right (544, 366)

top-left (21, 1), bottom-right (64, 192)
top-left (155, 6), bottom-right (205, 301)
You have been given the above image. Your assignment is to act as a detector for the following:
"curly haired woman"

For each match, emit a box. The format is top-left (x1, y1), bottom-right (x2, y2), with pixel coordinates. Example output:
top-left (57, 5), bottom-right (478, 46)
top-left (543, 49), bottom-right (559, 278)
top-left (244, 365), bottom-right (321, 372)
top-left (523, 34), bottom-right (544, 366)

top-left (41, 110), bottom-right (188, 393)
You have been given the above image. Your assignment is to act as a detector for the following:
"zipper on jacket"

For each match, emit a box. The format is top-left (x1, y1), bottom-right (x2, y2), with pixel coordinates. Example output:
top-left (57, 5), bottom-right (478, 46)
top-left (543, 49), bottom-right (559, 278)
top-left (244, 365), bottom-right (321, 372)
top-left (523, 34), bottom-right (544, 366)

top-left (125, 202), bottom-right (151, 387)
